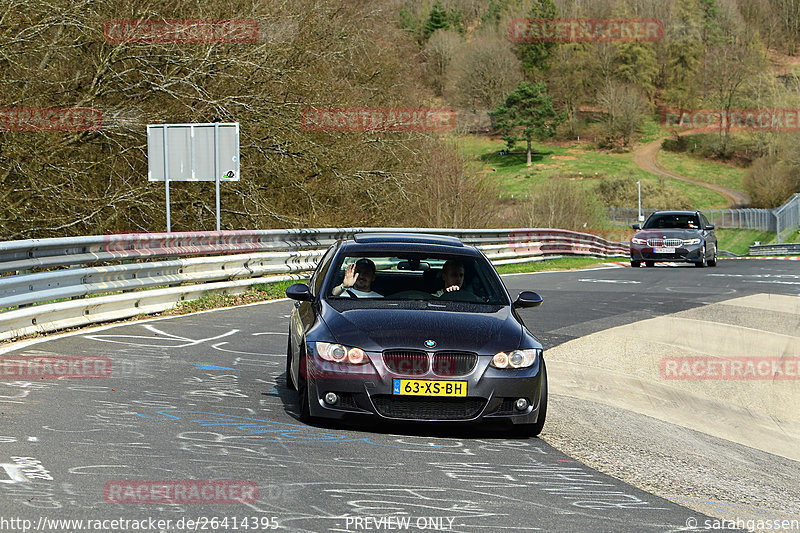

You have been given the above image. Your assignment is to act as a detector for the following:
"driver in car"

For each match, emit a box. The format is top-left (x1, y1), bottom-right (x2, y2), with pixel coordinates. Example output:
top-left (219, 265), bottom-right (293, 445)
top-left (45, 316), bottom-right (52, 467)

top-left (331, 258), bottom-right (383, 298)
top-left (433, 259), bottom-right (465, 297)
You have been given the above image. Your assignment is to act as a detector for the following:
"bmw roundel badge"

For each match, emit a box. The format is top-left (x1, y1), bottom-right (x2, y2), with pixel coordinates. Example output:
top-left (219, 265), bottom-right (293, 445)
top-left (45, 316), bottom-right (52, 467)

top-left (424, 339), bottom-right (436, 348)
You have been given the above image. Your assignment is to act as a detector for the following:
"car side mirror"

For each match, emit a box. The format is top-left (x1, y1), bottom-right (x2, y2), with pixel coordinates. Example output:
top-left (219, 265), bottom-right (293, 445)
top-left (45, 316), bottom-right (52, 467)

top-left (632, 224), bottom-right (641, 230)
top-left (513, 291), bottom-right (543, 309)
top-left (705, 224), bottom-right (715, 230)
top-left (286, 283), bottom-right (312, 301)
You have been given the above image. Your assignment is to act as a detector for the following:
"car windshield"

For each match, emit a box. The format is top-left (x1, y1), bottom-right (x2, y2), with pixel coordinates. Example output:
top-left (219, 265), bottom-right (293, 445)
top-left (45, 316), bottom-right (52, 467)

top-left (325, 253), bottom-right (508, 306)
top-left (643, 214), bottom-right (701, 230)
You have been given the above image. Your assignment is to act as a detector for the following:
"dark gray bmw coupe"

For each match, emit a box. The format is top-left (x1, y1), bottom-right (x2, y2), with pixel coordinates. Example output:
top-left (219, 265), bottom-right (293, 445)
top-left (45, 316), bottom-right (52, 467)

top-left (284, 233), bottom-right (547, 436)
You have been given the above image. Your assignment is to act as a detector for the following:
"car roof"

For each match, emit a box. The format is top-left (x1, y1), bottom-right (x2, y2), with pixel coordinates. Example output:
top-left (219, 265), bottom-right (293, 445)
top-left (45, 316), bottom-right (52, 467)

top-left (648, 210), bottom-right (701, 216)
top-left (352, 232), bottom-right (464, 246)
top-left (339, 232), bottom-right (482, 257)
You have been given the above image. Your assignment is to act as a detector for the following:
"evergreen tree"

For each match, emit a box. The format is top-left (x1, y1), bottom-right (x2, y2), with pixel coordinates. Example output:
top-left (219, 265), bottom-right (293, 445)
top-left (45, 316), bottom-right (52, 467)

top-left (491, 82), bottom-right (564, 166)
top-left (616, 42), bottom-right (658, 103)
top-left (423, 2), bottom-right (450, 40)
top-left (663, 0), bottom-right (703, 111)
top-left (514, 0), bottom-right (558, 77)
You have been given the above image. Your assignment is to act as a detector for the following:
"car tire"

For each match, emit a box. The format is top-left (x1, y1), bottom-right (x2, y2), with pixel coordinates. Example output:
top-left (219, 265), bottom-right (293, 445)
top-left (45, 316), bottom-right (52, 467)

top-left (297, 349), bottom-right (312, 423)
top-left (695, 245), bottom-right (707, 268)
top-left (516, 360), bottom-right (547, 438)
top-left (645, 261), bottom-right (655, 268)
top-left (285, 337), bottom-right (296, 391)
top-left (630, 260), bottom-right (641, 268)
top-left (708, 245), bottom-right (717, 267)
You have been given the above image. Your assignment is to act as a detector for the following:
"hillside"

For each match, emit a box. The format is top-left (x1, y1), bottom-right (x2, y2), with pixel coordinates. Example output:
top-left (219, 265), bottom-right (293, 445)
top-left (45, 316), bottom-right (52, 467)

top-left (1, 0), bottom-right (799, 238)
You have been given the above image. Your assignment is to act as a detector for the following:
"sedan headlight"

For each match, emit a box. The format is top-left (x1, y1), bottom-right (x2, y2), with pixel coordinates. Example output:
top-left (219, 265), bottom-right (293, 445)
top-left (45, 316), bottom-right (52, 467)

top-left (315, 342), bottom-right (368, 365)
top-left (683, 238), bottom-right (701, 245)
top-left (631, 237), bottom-right (647, 245)
top-left (490, 348), bottom-right (541, 369)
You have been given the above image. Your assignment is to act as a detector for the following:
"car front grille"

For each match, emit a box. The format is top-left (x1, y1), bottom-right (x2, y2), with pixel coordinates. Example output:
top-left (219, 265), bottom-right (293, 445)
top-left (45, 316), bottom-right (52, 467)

top-left (383, 350), bottom-right (429, 375)
top-left (647, 238), bottom-right (683, 247)
top-left (371, 395), bottom-right (486, 420)
top-left (432, 352), bottom-right (478, 376)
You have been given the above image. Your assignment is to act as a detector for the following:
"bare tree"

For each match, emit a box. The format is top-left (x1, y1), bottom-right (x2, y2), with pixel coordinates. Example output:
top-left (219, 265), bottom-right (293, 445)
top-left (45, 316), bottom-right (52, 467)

top-left (0, 0), bottom-right (457, 237)
top-left (422, 29), bottom-right (461, 96)
top-left (597, 82), bottom-right (650, 148)
top-left (448, 33), bottom-right (522, 111)
top-left (704, 40), bottom-right (765, 155)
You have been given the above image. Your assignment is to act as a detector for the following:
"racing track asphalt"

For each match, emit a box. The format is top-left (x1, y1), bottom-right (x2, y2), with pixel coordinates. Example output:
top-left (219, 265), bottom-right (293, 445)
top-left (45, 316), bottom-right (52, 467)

top-left (1, 259), bottom-right (797, 532)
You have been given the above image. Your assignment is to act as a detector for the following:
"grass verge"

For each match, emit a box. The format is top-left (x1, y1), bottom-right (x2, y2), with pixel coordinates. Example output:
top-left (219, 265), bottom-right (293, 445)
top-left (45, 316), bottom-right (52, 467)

top-left (496, 256), bottom-right (622, 274)
top-left (165, 280), bottom-right (297, 315)
top-left (715, 229), bottom-right (777, 256)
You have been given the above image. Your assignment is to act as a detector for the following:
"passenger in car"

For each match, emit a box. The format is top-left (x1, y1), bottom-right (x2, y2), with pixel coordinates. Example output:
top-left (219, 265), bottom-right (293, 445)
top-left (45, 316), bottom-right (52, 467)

top-left (433, 259), bottom-right (465, 297)
top-left (331, 258), bottom-right (383, 298)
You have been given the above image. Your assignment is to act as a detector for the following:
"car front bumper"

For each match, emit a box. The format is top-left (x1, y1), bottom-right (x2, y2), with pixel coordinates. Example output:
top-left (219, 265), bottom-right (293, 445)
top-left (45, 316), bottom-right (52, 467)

top-left (303, 353), bottom-right (545, 425)
top-left (630, 243), bottom-right (704, 263)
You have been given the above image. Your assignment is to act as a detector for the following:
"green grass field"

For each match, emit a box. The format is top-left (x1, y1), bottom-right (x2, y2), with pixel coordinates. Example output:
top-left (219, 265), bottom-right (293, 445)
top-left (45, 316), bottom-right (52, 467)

top-left (656, 151), bottom-right (745, 191)
top-left (456, 135), bottom-right (730, 208)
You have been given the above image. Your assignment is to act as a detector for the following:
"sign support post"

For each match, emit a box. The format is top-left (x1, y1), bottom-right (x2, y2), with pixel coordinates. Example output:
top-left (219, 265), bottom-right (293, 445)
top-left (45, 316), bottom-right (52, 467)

top-left (147, 123), bottom-right (240, 233)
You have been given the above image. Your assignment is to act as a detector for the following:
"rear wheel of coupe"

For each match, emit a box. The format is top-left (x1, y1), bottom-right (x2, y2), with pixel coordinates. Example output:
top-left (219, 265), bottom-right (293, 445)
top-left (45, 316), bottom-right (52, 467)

top-left (645, 261), bottom-right (655, 268)
top-left (630, 260), bottom-right (641, 268)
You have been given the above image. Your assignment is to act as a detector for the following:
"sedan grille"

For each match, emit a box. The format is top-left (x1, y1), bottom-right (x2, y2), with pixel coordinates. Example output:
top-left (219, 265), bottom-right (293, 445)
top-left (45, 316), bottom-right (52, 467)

top-left (432, 352), bottom-right (478, 376)
top-left (383, 350), bottom-right (429, 375)
top-left (371, 396), bottom-right (486, 420)
top-left (647, 238), bottom-right (682, 247)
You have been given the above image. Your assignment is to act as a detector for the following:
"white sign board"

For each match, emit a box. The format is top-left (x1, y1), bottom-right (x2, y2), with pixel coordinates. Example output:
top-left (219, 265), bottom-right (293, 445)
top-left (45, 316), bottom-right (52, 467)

top-left (147, 123), bottom-right (239, 182)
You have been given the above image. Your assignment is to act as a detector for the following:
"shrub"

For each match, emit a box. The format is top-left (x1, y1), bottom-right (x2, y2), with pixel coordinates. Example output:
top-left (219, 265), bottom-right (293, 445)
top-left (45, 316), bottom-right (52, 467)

top-left (596, 176), bottom-right (692, 209)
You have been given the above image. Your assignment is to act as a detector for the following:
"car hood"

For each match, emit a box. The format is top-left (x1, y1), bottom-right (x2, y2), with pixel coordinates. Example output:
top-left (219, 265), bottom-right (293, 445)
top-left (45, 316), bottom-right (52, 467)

top-left (634, 229), bottom-right (701, 240)
top-left (319, 305), bottom-right (525, 354)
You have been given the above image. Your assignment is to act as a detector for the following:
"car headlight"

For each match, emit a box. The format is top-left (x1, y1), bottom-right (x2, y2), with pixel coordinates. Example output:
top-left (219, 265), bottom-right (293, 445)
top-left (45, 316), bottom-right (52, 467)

top-left (683, 238), bottom-right (701, 245)
top-left (490, 348), bottom-right (541, 369)
top-left (315, 342), bottom-right (368, 365)
top-left (631, 237), bottom-right (647, 245)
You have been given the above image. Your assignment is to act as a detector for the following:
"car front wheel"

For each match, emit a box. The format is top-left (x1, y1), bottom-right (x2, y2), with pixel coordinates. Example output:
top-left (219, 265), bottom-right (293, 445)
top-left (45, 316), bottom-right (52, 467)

top-left (297, 349), bottom-right (312, 422)
top-left (695, 245), bottom-right (707, 268)
top-left (708, 244), bottom-right (717, 267)
top-left (630, 260), bottom-right (641, 268)
top-left (515, 360), bottom-right (547, 438)
top-left (285, 337), bottom-right (296, 390)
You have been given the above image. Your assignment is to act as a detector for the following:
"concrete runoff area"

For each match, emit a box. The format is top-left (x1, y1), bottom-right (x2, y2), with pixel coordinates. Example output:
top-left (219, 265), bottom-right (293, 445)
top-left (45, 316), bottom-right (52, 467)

top-left (542, 293), bottom-right (800, 529)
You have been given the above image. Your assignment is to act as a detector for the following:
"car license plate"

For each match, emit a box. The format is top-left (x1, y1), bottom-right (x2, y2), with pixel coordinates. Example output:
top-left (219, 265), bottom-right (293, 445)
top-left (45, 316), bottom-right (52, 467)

top-left (653, 246), bottom-right (676, 254)
top-left (393, 379), bottom-right (467, 397)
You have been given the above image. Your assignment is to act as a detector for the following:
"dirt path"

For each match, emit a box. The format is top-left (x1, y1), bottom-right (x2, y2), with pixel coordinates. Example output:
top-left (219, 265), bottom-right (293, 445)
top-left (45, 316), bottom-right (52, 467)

top-left (632, 137), bottom-right (751, 208)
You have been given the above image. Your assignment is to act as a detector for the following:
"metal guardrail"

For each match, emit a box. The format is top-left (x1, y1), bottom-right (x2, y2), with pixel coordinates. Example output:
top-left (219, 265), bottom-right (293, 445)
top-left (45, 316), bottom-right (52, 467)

top-left (749, 243), bottom-right (800, 256)
top-left (606, 194), bottom-right (800, 241)
top-left (0, 228), bottom-right (628, 341)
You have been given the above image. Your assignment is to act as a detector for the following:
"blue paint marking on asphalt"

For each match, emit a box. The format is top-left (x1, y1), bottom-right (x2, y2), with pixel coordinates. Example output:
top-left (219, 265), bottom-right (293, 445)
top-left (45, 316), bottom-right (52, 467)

top-left (194, 364), bottom-right (241, 371)
top-left (135, 410), bottom-right (443, 449)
